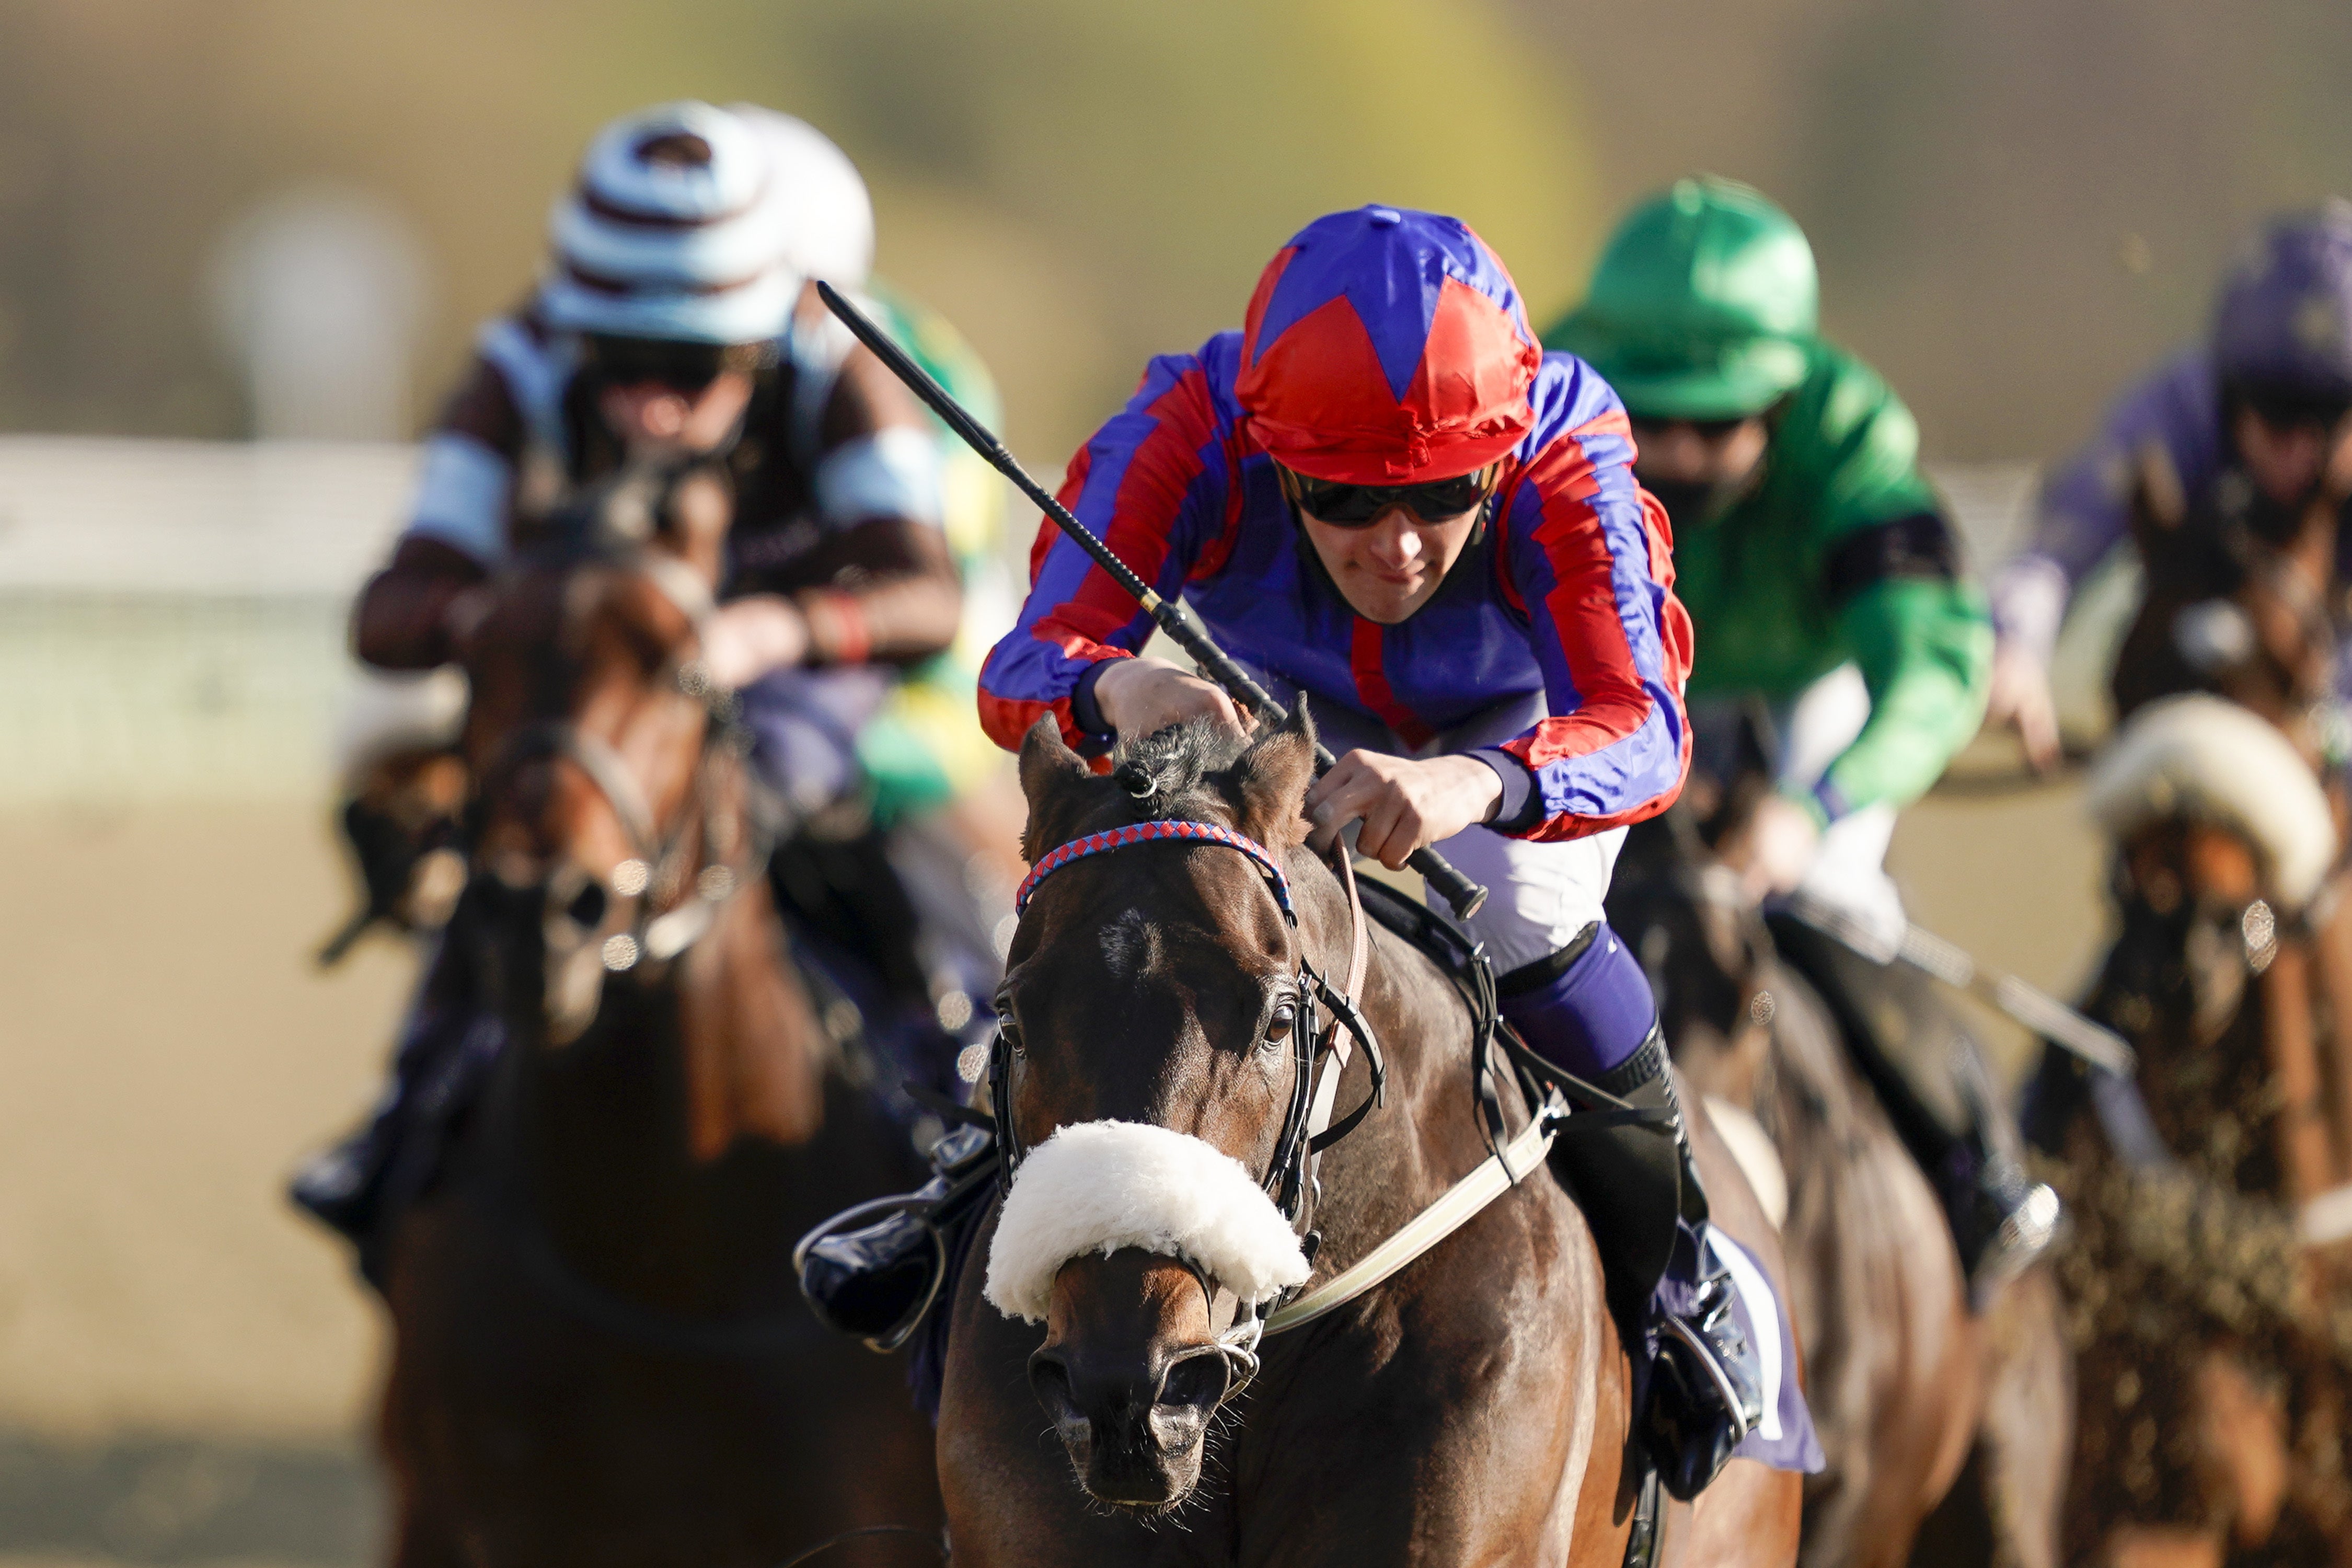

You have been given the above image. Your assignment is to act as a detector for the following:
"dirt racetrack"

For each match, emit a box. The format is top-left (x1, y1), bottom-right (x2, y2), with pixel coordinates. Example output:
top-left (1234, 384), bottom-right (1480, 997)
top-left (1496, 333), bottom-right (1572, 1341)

top-left (0, 802), bottom-right (406, 1565)
top-left (0, 757), bottom-right (2107, 1565)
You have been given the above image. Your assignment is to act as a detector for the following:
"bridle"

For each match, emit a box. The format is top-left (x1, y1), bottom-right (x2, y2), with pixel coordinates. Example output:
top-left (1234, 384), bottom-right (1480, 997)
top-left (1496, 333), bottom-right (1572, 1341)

top-left (458, 539), bottom-right (831, 1355)
top-left (996, 816), bottom-right (1381, 1389)
top-left (470, 543), bottom-right (762, 978)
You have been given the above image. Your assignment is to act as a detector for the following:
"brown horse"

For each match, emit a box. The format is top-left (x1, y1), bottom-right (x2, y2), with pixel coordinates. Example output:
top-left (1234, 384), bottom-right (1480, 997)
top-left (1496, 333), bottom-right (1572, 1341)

top-left (374, 468), bottom-right (943, 1567)
top-left (932, 711), bottom-right (1801, 1567)
top-left (2040, 462), bottom-right (2352, 1565)
top-left (2048, 741), bottom-right (2352, 1565)
top-left (1604, 809), bottom-right (2071, 1568)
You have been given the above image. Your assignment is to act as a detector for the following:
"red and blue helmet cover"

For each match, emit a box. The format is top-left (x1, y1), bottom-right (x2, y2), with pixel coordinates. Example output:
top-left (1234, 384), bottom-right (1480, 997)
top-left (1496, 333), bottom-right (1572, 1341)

top-left (1236, 205), bottom-right (1544, 486)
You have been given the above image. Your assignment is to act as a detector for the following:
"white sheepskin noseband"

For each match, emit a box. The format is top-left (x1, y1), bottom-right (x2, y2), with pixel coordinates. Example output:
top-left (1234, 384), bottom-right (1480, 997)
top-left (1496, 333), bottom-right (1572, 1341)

top-left (2085, 693), bottom-right (2338, 909)
top-left (984, 1120), bottom-right (1311, 1324)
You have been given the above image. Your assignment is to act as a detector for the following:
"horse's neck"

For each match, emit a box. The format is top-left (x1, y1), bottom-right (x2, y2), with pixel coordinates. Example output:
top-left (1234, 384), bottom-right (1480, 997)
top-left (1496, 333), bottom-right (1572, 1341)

top-left (670, 877), bottom-right (832, 1157)
top-left (514, 877), bottom-right (844, 1302)
top-left (1307, 919), bottom-right (1500, 1267)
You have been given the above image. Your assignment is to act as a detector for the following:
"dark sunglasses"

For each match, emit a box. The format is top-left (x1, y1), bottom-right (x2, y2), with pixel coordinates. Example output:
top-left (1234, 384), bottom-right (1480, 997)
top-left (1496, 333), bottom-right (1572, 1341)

top-left (584, 335), bottom-right (760, 395)
top-left (1629, 415), bottom-right (1755, 443)
top-left (1284, 464), bottom-right (1498, 526)
top-left (2234, 378), bottom-right (2352, 435)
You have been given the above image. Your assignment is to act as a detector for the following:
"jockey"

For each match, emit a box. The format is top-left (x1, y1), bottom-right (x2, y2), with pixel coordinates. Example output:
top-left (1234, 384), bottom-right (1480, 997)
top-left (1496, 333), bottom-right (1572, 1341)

top-left (1543, 178), bottom-right (2060, 1303)
top-left (810, 205), bottom-right (1821, 1498)
top-left (1985, 202), bottom-right (2352, 760)
top-left (292, 100), bottom-right (967, 1251)
top-left (740, 106), bottom-right (1018, 832)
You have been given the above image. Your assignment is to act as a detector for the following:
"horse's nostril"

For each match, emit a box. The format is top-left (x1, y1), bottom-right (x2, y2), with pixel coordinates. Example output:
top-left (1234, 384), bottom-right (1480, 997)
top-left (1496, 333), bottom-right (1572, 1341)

top-left (1156, 1351), bottom-right (1229, 1415)
top-left (567, 882), bottom-right (608, 929)
top-left (1028, 1352), bottom-right (1086, 1437)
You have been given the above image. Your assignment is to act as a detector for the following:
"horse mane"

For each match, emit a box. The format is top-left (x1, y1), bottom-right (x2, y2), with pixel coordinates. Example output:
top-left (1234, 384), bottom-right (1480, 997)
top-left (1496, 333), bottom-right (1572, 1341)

top-left (1106, 721), bottom-right (1256, 817)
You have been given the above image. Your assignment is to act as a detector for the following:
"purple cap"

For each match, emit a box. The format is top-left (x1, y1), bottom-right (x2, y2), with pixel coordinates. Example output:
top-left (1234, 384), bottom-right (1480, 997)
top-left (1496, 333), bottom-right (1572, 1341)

top-left (2212, 202), bottom-right (2352, 395)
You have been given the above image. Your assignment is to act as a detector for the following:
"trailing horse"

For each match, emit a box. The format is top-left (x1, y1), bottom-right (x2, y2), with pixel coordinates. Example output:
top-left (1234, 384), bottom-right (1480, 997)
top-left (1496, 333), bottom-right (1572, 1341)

top-left (372, 468), bottom-right (943, 1567)
top-left (932, 710), bottom-right (1801, 1566)
top-left (2028, 452), bottom-right (2352, 1564)
top-left (2032, 692), bottom-right (2352, 1566)
top-left (1605, 809), bottom-right (2071, 1568)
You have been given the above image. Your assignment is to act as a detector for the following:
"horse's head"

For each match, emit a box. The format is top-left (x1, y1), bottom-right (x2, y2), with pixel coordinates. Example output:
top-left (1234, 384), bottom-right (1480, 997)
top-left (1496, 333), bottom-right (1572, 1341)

top-left (985, 707), bottom-right (1328, 1509)
top-left (455, 464), bottom-right (742, 1046)
top-left (2088, 692), bottom-right (2341, 1054)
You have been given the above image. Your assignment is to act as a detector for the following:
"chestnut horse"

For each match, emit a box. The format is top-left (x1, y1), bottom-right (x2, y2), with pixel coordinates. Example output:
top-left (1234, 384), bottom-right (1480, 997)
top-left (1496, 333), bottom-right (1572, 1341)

top-left (2035, 461), bottom-right (2352, 1565)
top-left (374, 469), bottom-right (942, 1566)
top-left (1605, 808), bottom-right (2070, 1568)
top-left (933, 710), bottom-right (1801, 1567)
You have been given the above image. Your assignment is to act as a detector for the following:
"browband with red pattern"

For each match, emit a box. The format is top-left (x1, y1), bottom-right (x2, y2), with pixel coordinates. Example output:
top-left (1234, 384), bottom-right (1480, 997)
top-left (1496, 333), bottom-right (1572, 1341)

top-left (1014, 819), bottom-right (1296, 923)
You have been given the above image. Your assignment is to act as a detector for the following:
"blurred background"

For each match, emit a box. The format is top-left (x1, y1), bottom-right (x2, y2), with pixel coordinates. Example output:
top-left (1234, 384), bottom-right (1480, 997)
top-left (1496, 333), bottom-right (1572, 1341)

top-left (0, 0), bottom-right (2345, 1560)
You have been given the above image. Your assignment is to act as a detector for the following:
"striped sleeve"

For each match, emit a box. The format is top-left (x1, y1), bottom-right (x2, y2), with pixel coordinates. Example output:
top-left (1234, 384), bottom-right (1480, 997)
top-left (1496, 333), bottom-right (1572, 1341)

top-left (1492, 363), bottom-right (1693, 841)
top-left (400, 348), bottom-right (528, 565)
top-left (977, 349), bottom-right (1236, 754)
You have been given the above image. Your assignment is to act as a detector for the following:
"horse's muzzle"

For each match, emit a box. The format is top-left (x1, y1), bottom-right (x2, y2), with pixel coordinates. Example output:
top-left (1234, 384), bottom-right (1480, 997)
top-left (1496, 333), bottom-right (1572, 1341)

top-left (469, 856), bottom-right (626, 1044)
top-left (1028, 1250), bottom-right (1231, 1508)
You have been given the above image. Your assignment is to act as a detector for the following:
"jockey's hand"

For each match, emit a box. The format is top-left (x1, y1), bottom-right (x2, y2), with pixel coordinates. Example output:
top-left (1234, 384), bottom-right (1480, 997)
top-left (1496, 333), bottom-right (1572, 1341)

top-left (1304, 752), bottom-right (1501, 871)
top-left (1983, 640), bottom-right (2061, 773)
top-left (1092, 656), bottom-right (1254, 739)
top-left (1740, 791), bottom-right (1823, 900)
top-left (701, 595), bottom-right (810, 689)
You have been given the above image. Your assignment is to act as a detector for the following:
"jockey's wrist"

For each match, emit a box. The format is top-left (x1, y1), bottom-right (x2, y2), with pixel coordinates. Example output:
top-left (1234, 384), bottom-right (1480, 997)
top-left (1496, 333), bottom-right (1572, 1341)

top-left (1070, 658), bottom-right (1125, 750)
top-left (795, 591), bottom-right (865, 666)
top-left (1466, 748), bottom-right (1541, 833)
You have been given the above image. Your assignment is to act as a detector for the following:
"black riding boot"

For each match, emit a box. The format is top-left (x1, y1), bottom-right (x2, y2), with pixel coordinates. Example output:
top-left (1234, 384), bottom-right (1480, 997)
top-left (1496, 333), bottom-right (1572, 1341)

top-left (288, 933), bottom-right (481, 1249)
top-left (798, 1123), bottom-right (999, 1348)
top-left (1548, 1029), bottom-right (1767, 1500)
top-left (1766, 911), bottom-right (2060, 1307)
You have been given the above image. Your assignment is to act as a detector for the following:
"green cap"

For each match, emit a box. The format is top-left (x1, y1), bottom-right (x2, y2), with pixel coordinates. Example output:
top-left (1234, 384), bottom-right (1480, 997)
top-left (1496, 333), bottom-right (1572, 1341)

top-left (1544, 177), bottom-right (1819, 420)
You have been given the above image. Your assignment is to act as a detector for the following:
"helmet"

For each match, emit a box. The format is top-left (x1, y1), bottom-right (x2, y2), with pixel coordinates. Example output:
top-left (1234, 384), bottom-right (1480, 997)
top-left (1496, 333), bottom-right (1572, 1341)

top-left (538, 101), bottom-right (798, 346)
top-left (731, 105), bottom-right (876, 289)
top-left (1235, 205), bottom-right (1542, 484)
top-left (1544, 177), bottom-right (1817, 420)
top-left (2212, 202), bottom-right (2352, 399)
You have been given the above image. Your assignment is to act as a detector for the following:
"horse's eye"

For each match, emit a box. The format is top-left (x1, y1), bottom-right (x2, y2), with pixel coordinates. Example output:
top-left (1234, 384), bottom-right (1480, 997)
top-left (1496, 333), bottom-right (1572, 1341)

top-left (1265, 1004), bottom-right (1297, 1045)
top-left (997, 1014), bottom-right (1023, 1058)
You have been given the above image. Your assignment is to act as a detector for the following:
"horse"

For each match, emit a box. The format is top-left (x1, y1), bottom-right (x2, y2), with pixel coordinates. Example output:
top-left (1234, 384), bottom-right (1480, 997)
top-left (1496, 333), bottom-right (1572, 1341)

top-left (929, 709), bottom-right (1802, 1567)
top-left (2033, 458), bottom-right (2352, 1565)
top-left (1603, 803), bottom-right (2071, 1568)
top-left (372, 466), bottom-right (944, 1567)
top-left (2038, 691), bottom-right (2352, 1566)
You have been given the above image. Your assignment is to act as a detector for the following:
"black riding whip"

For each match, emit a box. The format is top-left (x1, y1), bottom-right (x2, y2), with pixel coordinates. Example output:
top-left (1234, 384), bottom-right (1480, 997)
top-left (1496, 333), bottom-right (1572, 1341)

top-left (816, 280), bottom-right (1489, 918)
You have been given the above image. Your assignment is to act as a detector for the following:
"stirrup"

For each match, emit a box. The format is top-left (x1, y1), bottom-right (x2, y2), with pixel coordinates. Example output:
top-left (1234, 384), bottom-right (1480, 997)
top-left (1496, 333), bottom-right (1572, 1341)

top-left (287, 1127), bottom-right (384, 1242)
top-left (1968, 1180), bottom-right (2060, 1310)
top-left (794, 1124), bottom-right (997, 1352)
top-left (1645, 1250), bottom-right (1764, 1500)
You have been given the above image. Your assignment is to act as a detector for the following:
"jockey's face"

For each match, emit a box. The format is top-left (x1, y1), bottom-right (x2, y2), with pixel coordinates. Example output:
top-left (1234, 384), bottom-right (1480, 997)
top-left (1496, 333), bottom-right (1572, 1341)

top-left (1295, 494), bottom-right (1484, 624)
top-left (2235, 406), bottom-right (2352, 510)
top-left (1629, 415), bottom-right (1771, 491)
top-left (596, 369), bottom-right (756, 460)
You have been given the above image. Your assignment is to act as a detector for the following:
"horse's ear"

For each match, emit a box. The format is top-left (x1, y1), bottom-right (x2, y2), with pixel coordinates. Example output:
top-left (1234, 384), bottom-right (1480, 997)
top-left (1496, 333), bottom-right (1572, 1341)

top-left (1019, 716), bottom-right (1094, 863)
top-left (1235, 698), bottom-right (1319, 849)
